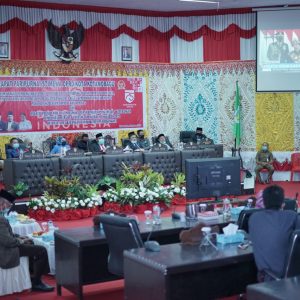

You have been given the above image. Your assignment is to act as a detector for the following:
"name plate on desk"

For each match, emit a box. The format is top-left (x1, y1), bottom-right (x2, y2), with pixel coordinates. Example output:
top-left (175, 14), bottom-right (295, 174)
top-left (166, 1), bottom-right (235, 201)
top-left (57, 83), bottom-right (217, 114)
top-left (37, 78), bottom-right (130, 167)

top-left (183, 143), bottom-right (200, 150)
top-left (23, 153), bottom-right (44, 159)
top-left (151, 145), bottom-right (169, 152)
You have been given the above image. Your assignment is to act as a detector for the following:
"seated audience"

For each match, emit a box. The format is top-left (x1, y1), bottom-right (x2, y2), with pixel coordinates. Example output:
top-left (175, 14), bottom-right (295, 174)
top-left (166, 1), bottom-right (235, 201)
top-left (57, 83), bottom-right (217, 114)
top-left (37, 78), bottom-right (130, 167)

top-left (255, 142), bottom-right (274, 184)
top-left (6, 138), bottom-right (21, 159)
top-left (90, 133), bottom-right (106, 153)
top-left (77, 134), bottom-right (90, 152)
top-left (0, 190), bottom-right (54, 292)
top-left (155, 134), bottom-right (173, 150)
top-left (50, 137), bottom-right (70, 156)
top-left (19, 113), bottom-right (32, 131)
top-left (193, 127), bottom-right (213, 144)
top-left (249, 185), bottom-right (300, 282)
top-left (137, 129), bottom-right (150, 150)
top-left (124, 133), bottom-right (144, 152)
top-left (193, 127), bottom-right (207, 143)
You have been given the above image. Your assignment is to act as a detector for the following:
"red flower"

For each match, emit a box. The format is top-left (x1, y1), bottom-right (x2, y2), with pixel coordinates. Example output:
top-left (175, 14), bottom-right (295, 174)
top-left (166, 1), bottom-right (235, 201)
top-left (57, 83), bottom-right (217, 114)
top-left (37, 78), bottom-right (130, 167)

top-left (81, 208), bottom-right (91, 218)
top-left (121, 204), bottom-right (133, 214)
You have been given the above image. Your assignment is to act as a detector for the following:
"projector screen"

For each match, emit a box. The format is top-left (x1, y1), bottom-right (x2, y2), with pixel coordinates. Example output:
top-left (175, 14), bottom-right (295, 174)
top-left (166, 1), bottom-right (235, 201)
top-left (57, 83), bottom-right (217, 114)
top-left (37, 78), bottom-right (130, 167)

top-left (256, 10), bottom-right (300, 92)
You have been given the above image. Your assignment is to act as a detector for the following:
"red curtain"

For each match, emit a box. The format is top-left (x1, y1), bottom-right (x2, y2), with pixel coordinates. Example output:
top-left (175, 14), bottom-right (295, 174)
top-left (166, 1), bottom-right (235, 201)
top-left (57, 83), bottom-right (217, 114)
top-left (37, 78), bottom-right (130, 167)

top-left (203, 26), bottom-right (241, 61)
top-left (10, 22), bottom-right (45, 60)
top-left (80, 26), bottom-right (112, 62)
top-left (139, 30), bottom-right (170, 63)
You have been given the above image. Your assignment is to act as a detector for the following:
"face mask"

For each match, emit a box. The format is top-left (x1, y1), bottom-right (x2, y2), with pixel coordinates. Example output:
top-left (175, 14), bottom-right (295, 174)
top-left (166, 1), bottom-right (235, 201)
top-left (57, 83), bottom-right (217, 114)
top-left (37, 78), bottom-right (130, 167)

top-left (132, 139), bottom-right (137, 144)
top-left (139, 134), bottom-right (144, 139)
top-left (12, 143), bottom-right (19, 149)
top-left (262, 146), bottom-right (268, 151)
top-left (62, 141), bottom-right (67, 146)
top-left (98, 139), bottom-right (105, 145)
top-left (160, 140), bottom-right (166, 144)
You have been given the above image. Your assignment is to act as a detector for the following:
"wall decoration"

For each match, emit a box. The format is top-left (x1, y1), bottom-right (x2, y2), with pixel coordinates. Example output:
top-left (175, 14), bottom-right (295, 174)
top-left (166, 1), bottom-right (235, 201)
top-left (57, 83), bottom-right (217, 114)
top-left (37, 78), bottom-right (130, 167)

top-left (121, 46), bottom-right (132, 62)
top-left (0, 42), bottom-right (9, 59)
top-left (47, 20), bottom-right (85, 63)
top-left (256, 93), bottom-right (294, 151)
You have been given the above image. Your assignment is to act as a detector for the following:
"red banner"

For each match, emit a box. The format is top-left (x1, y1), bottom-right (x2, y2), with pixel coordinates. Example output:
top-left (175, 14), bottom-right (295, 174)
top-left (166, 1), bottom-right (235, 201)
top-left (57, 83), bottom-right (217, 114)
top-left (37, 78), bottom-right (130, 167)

top-left (0, 76), bottom-right (146, 133)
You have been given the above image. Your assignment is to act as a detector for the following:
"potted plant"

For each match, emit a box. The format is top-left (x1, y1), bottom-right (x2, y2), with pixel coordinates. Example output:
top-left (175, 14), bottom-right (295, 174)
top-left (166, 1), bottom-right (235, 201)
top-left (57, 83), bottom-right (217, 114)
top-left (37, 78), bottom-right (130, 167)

top-left (98, 176), bottom-right (117, 191)
top-left (10, 182), bottom-right (29, 198)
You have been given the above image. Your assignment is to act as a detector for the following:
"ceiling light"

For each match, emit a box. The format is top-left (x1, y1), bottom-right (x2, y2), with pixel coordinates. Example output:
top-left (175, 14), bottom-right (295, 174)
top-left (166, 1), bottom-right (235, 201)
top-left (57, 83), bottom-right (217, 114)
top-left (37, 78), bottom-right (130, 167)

top-left (179, 0), bottom-right (219, 4)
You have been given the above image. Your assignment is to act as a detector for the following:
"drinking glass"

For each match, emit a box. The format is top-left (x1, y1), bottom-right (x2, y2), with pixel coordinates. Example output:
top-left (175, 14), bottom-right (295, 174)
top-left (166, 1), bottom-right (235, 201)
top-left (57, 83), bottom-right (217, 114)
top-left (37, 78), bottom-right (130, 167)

top-left (73, 147), bottom-right (78, 153)
top-left (144, 210), bottom-right (152, 225)
top-left (199, 203), bottom-right (207, 213)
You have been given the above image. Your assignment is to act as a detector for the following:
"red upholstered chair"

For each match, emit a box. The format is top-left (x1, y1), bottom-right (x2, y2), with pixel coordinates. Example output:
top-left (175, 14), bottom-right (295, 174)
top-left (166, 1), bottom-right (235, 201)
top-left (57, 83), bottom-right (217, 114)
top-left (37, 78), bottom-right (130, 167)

top-left (290, 153), bottom-right (300, 181)
top-left (258, 168), bottom-right (273, 183)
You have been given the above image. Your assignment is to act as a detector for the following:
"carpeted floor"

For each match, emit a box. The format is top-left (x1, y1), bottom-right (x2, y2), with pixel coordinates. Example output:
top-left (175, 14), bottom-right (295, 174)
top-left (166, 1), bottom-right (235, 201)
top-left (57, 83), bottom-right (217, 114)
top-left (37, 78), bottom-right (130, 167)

top-left (1, 181), bottom-right (299, 300)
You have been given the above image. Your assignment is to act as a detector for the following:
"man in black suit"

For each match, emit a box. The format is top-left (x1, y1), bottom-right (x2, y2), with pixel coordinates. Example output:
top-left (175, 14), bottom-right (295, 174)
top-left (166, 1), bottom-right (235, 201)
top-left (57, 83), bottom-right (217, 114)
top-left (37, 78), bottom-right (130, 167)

top-left (155, 134), bottom-right (173, 150)
top-left (77, 133), bottom-right (90, 152)
top-left (0, 190), bottom-right (54, 292)
top-left (124, 133), bottom-right (144, 152)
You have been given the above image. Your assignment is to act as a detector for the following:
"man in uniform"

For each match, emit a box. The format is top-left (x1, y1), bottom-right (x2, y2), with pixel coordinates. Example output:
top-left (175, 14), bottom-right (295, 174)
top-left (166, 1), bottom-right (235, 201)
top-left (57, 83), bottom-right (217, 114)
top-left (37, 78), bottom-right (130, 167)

top-left (267, 32), bottom-right (290, 63)
top-left (255, 142), bottom-right (274, 184)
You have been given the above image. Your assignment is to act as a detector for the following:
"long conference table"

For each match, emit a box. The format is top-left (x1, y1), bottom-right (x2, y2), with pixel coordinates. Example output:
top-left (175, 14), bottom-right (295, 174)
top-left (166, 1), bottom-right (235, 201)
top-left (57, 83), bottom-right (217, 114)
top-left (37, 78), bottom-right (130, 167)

top-left (124, 243), bottom-right (257, 300)
top-left (54, 216), bottom-right (232, 300)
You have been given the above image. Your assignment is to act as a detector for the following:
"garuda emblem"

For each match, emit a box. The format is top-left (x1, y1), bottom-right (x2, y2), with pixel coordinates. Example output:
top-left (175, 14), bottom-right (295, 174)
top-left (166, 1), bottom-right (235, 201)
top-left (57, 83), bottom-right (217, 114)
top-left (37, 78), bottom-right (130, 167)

top-left (47, 20), bottom-right (85, 63)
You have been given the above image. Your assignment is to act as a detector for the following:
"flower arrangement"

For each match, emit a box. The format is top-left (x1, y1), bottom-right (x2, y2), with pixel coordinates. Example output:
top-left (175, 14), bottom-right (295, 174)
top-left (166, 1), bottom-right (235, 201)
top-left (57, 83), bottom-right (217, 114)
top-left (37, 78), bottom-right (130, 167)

top-left (102, 162), bottom-right (186, 213)
top-left (27, 176), bottom-right (102, 221)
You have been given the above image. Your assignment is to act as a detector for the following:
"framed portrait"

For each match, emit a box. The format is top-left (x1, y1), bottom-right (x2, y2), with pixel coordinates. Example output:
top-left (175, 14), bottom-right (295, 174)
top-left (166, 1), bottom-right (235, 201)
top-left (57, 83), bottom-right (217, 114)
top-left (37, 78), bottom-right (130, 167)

top-left (121, 46), bottom-right (132, 61)
top-left (0, 42), bottom-right (9, 59)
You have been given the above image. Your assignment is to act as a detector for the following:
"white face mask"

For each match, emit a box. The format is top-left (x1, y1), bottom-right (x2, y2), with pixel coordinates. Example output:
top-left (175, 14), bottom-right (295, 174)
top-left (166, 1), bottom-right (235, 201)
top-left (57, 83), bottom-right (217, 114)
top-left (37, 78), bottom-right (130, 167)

top-left (131, 139), bottom-right (137, 144)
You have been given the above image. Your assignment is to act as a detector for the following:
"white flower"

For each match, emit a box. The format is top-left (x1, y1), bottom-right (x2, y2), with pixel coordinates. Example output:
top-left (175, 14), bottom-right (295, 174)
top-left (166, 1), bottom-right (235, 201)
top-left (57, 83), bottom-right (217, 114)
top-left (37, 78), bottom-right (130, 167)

top-left (45, 207), bottom-right (50, 211)
top-left (54, 203), bottom-right (59, 208)
top-left (50, 208), bottom-right (55, 213)
top-left (33, 206), bottom-right (38, 210)
top-left (61, 204), bottom-right (65, 208)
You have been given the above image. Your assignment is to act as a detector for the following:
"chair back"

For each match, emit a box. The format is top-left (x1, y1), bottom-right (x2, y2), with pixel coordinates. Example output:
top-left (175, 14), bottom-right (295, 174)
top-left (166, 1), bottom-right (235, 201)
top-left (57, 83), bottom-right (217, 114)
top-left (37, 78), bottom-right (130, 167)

top-left (179, 131), bottom-right (194, 143)
top-left (291, 153), bottom-right (300, 169)
top-left (237, 208), bottom-right (261, 233)
top-left (284, 229), bottom-right (300, 278)
top-left (121, 138), bottom-right (130, 148)
top-left (104, 135), bottom-right (116, 147)
top-left (99, 214), bottom-right (144, 276)
top-left (284, 199), bottom-right (298, 212)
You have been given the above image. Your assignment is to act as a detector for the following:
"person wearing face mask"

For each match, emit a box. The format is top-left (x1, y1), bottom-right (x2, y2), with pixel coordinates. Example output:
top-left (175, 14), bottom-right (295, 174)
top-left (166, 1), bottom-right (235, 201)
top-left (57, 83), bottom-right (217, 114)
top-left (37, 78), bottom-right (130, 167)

top-left (77, 134), bottom-right (90, 152)
top-left (90, 133), bottom-right (106, 153)
top-left (124, 133), bottom-right (144, 152)
top-left (6, 138), bottom-right (21, 159)
top-left (137, 129), bottom-right (150, 150)
top-left (255, 142), bottom-right (274, 184)
top-left (155, 134), bottom-right (173, 151)
top-left (50, 136), bottom-right (70, 156)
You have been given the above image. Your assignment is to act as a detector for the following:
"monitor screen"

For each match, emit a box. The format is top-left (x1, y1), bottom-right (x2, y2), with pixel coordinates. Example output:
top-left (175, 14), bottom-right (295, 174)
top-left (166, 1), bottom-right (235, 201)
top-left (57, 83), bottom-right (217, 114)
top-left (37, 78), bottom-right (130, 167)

top-left (256, 9), bottom-right (300, 92)
top-left (185, 157), bottom-right (241, 199)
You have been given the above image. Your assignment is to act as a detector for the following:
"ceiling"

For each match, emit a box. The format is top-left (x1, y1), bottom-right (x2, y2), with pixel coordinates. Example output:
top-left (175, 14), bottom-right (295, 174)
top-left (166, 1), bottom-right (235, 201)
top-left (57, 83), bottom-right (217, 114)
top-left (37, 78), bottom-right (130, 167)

top-left (20, 0), bottom-right (300, 12)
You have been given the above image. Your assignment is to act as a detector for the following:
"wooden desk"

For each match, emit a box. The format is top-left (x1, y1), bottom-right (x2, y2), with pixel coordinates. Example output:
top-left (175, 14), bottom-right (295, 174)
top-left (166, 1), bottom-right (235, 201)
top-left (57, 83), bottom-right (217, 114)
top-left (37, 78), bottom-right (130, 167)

top-left (55, 218), bottom-right (188, 299)
top-left (124, 243), bottom-right (257, 300)
top-left (247, 276), bottom-right (300, 300)
top-left (54, 217), bottom-right (232, 300)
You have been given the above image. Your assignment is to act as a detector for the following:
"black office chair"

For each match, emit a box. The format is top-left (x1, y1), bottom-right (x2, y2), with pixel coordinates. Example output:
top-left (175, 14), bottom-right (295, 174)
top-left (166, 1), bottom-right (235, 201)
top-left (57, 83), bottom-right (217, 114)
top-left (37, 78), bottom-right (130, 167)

top-left (284, 199), bottom-right (298, 212)
top-left (99, 214), bottom-right (144, 276)
top-left (121, 138), bottom-right (130, 148)
top-left (179, 131), bottom-right (194, 143)
top-left (262, 229), bottom-right (300, 281)
top-left (237, 208), bottom-right (261, 233)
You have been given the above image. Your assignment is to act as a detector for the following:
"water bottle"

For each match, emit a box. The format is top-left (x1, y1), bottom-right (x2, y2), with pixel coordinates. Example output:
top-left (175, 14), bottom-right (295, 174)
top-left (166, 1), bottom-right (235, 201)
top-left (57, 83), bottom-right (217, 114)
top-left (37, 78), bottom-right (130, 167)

top-left (48, 220), bottom-right (54, 232)
top-left (19, 149), bottom-right (24, 159)
top-left (246, 198), bottom-right (253, 209)
top-left (153, 204), bottom-right (161, 225)
top-left (222, 199), bottom-right (231, 221)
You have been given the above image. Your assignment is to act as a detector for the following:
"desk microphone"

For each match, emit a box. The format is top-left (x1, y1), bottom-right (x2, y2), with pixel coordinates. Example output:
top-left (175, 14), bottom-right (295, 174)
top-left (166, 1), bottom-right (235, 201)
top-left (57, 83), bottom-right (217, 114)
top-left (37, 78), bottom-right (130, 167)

top-left (144, 226), bottom-right (160, 252)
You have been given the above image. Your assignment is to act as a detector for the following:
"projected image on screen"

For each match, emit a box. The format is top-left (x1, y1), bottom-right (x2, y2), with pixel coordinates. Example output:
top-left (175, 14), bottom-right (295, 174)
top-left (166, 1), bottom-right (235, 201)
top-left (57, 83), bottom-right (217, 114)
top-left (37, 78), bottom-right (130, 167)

top-left (256, 10), bottom-right (300, 92)
top-left (259, 30), bottom-right (300, 72)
